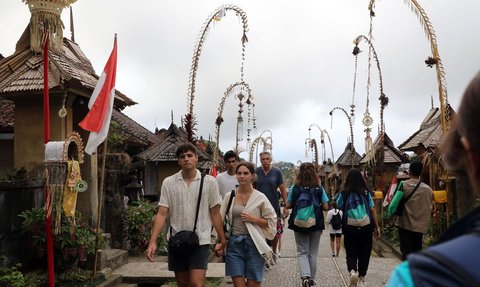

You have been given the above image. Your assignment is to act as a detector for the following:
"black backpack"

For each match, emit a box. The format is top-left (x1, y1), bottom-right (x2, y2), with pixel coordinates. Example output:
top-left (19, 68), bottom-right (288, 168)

top-left (330, 209), bottom-right (342, 230)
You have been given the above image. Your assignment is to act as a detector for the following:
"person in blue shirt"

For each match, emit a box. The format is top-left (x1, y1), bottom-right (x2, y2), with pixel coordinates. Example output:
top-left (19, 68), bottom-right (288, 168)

top-left (286, 162), bottom-right (329, 287)
top-left (255, 151), bottom-right (290, 259)
top-left (336, 168), bottom-right (380, 287)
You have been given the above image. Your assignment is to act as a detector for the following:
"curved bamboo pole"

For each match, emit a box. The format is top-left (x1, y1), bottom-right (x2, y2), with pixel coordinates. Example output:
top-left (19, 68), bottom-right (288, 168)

top-left (369, 0), bottom-right (449, 133)
top-left (185, 5), bottom-right (249, 142)
top-left (249, 136), bottom-right (268, 164)
top-left (213, 81), bottom-right (253, 165)
top-left (330, 107), bottom-right (355, 167)
top-left (353, 35), bottom-right (388, 170)
top-left (309, 123), bottom-right (335, 163)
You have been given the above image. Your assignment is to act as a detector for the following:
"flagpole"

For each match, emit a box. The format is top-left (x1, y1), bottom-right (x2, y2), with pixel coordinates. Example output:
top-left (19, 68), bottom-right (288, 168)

top-left (43, 31), bottom-right (55, 287)
top-left (92, 137), bottom-right (108, 278)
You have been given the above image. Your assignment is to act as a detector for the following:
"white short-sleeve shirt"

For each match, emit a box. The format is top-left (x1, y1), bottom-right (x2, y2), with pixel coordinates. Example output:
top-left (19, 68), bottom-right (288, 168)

top-left (216, 171), bottom-right (238, 199)
top-left (326, 208), bottom-right (343, 234)
top-left (159, 169), bottom-right (221, 245)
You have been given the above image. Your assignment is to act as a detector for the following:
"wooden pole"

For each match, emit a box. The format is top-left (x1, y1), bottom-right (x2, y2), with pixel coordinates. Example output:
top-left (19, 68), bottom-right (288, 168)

top-left (92, 138), bottom-right (108, 278)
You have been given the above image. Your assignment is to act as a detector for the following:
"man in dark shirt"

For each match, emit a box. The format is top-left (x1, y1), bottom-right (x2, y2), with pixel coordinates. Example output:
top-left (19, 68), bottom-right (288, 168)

top-left (255, 151), bottom-right (289, 258)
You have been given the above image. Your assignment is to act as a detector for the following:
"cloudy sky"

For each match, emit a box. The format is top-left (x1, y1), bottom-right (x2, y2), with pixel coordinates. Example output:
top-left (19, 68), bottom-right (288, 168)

top-left (2, 0), bottom-right (479, 164)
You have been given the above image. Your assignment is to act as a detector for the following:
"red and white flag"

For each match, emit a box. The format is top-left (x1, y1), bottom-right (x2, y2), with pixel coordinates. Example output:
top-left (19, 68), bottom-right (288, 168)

top-left (79, 36), bottom-right (117, 155)
top-left (383, 176), bottom-right (397, 207)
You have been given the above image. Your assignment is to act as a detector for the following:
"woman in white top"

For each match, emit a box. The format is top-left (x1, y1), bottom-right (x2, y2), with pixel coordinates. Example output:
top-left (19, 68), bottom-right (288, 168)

top-left (326, 201), bottom-right (343, 257)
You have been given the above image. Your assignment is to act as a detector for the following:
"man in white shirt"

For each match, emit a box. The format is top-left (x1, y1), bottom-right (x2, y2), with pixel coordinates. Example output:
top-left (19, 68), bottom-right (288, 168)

top-left (146, 143), bottom-right (227, 287)
top-left (216, 150), bottom-right (239, 199)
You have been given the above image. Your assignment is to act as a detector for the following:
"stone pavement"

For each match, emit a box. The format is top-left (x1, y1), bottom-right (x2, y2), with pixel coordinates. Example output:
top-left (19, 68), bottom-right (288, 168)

top-left (263, 226), bottom-right (400, 287)
top-left (108, 224), bottom-right (400, 286)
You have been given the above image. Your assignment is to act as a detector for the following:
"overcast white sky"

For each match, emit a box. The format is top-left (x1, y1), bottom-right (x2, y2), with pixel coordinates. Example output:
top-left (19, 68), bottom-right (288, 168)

top-left (2, 0), bottom-right (479, 164)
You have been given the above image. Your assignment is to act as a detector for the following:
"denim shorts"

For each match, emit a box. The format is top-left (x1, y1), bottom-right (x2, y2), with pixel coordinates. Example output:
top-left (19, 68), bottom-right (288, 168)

top-left (168, 244), bottom-right (209, 272)
top-left (225, 234), bottom-right (265, 282)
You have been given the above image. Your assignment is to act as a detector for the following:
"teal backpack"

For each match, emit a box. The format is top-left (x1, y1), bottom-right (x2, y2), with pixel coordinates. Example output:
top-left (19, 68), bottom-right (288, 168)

top-left (341, 191), bottom-right (373, 232)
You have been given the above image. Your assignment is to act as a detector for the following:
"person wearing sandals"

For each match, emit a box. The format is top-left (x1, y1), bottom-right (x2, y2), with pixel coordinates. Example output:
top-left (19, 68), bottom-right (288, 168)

top-left (219, 161), bottom-right (277, 287)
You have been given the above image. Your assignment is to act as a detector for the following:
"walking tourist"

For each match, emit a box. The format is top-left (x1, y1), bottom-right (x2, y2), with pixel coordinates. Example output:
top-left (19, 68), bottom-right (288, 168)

top-left (394, 160), bottom-right (434, 260)
top-left (336, 168), bottom-right (380, 287)
top-left (255, 151), bottom-right (290, 260)
top-left (326, 201), bottom-right (343, 257)
top-left (217, 150), bottom-right (239, 199)
top-left (286, 162), bottom-right (329, 287)
top-left (146, 143), bottom-right (227, 287)
top-left (220, 161), bottom-right (277, 287)
top-left (387, 71), bottom-right (480, 286)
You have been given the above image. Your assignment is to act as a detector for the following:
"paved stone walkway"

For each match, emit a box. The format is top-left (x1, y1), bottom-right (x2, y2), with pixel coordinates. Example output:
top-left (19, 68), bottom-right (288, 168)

top-left (263, 226), bottom-right (400, 287)
top-left (110, 224), bottom-right (400, 286)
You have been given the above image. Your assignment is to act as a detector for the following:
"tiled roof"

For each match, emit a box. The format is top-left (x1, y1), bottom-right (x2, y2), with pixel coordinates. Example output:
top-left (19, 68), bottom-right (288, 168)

top-left (112, 109), bottom-right (159, 146)
top-left (0, 99), bottom-right (14, 131)
top-left (0, 24), bottom-right (135, 108)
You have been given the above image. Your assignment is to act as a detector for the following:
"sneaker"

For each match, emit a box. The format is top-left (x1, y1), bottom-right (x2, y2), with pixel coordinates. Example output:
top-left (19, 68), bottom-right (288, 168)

top-left (332, 253), bottom-right (336, 257)
top-left (349, 270), bottom-right (359, 287)
top-left (301, 278), bottom-right (311, 287)
top-left (309, 279), bottom-right (316, 286)
top-left (358, 276), bottom-right (366, 287)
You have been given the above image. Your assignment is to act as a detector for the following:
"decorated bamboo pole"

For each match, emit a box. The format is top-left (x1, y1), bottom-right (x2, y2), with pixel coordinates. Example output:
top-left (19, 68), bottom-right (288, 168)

top-left (185, 5), bottom-right (249, 142)
top-left (368, 0), bottom-right (449, 132)
top-left (214, 81), bottom-right (254, 165)
top-left (329, 107), bottom-right (355, 167)
top-left (353, 35), bottom-right (389, 190)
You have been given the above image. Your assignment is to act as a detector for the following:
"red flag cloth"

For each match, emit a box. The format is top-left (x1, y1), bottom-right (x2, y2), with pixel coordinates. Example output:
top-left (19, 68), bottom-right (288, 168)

top-left (79, 37), bottom-right (117, 154)
top-left (211, 165), bottom-right (217, 177)
top-left (383, 176), bottom-right (397, 207)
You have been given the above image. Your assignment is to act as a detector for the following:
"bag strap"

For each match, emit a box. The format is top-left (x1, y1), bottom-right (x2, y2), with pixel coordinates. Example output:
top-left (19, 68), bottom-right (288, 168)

top-left (193, 173), bottom-right (206, 232)
top-left (403, 180), bottom-right (422, 204)
top-left (225, 189), bottom-right (236, 215)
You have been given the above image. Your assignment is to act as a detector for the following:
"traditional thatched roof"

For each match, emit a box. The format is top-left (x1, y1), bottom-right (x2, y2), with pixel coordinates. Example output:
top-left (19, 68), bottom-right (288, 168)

top-left (137, 123), bottom-right (215, 169)
top-left (360, 133), bottom-right (406, 164)
top-left (0, 25), bottom-right (135, 108)
top-left (336, 142), bottom-right (362, 167)
top-left (111, 110), bottom-right (159, 147)
top-left (398, 106), bottom-right (455, 152)
top-left (0, 99), bottom-right (14, 132)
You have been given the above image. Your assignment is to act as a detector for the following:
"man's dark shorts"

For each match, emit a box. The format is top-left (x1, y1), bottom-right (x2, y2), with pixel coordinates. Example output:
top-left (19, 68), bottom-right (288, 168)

top-left (168, 244), bottom-right (210, 272)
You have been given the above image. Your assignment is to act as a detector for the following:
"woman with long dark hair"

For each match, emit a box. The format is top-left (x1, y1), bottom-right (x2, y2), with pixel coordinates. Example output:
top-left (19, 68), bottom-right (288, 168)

top-left (286, 162), bottom-right (329, 287)
top-left (336, 168), bottom-right (380, 287)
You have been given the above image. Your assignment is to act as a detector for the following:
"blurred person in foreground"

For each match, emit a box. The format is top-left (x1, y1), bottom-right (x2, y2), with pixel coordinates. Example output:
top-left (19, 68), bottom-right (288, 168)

top-left (387, 71), bottom-right (480, 286)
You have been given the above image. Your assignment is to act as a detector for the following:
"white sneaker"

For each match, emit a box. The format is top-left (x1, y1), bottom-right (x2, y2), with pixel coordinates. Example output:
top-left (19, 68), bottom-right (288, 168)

top-left (349, 270), bottom-right (359, 287)
top-left (358, 276), bottom-right (366, 287)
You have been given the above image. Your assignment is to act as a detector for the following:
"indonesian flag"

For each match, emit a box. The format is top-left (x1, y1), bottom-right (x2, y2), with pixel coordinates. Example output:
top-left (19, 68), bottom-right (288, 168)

top-left (383, 176), bottom-right (397, 207)
top-left (79, 36), bottom-right (117, 155)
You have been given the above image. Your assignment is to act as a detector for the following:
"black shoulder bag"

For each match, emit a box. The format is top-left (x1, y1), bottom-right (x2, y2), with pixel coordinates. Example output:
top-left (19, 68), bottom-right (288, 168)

top-left (223, 190), bottom-right (236, 239)
top-left (394, 180), bottom-right (421, 216)
top-left (168, 173), bottom-right (205, 256)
